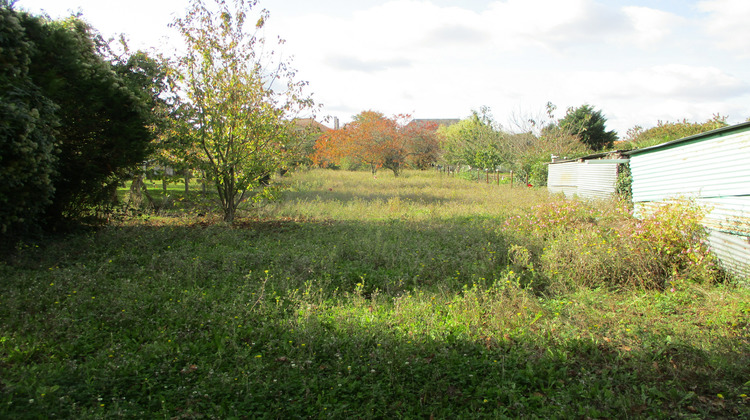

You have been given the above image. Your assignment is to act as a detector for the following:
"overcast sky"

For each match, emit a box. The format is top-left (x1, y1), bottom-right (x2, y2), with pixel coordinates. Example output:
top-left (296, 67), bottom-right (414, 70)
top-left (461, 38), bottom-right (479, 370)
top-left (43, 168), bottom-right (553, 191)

top-left (16, 0), bottom-right (750, 136)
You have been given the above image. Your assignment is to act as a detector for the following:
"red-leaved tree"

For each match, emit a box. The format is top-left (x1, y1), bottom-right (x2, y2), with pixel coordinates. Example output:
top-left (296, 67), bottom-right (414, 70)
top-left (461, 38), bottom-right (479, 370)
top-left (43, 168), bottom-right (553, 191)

top-left (313, 111), bottom-right (439, 176)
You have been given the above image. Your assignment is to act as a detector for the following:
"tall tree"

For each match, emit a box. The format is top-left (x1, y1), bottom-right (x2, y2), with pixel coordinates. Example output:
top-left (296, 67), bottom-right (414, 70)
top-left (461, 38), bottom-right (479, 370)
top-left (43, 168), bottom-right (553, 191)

top-left (171, 0), bottom-right (314, 222)
top-left (0, 1), bottom-right (58, 236)
top-left (500, 102), bottom-right (589, 185)
top-left (403, 120), bottom-right (440, 170)
top-left (437, 107), bottom-right (503, 169)
top-left (19, 13), bottom-right (155, 224)
top-left (112, 49), bottom-right (183, 205)
top-left (313, 111), bottom-right (396, 175)
top-left (0, 3), bottom-right (157, 231)
top-left (558, 104), bottom-right (617, 151)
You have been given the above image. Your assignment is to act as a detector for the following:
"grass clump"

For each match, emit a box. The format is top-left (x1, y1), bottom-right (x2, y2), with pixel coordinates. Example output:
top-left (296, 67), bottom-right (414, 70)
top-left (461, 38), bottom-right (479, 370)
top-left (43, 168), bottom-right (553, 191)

top-left (1, 169), bottom-right (748, 418)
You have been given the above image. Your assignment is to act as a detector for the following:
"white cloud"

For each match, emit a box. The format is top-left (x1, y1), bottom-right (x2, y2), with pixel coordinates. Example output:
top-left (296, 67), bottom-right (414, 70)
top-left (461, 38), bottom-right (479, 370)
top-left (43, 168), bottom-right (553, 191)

top-left (483, 0), bottom-right (630, 51)
top-left (324, 55), bottom-right (412, 72)
top-left (566, 65), bottom-right (750, 101)
top-left (547, 64), bottom-right (750, 132)
top-left (629, 65), bottom-right (749, 100)
top-left (698, 0), bottom-right (750, 56)
top-left (622, 6), bottom-right (685, 47)
top-left (247, 0), bottom-right (750, 132)
top-left (422, 24), bottom-right (491, 47)
top-left (18, 0), bottom-right (182, 51)
top-left (25, 0), bottom-right (748, 134)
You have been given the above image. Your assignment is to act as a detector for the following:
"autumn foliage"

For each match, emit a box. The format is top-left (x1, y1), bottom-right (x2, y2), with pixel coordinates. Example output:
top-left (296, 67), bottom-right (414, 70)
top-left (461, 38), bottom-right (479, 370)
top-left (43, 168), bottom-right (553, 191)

top-left (313, 111), bottom-right (438, 176)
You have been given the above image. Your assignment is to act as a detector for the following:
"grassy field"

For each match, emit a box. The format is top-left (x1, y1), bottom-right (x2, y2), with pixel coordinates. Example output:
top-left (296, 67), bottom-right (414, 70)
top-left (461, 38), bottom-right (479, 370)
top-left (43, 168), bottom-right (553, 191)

top-left (1, 169), bottom-right (748, 418)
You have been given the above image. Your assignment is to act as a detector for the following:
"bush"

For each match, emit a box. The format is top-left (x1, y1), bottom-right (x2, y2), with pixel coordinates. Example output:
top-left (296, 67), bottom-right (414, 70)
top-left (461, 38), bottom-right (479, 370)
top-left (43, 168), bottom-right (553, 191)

top-left (20, 13), bottom-right (154, 225)
top-left (614, 163), bottom-right (632, 202)
top-left (501, 198), bottom-right (719, 294)
top-left (622, 200), bottom-right (718, 284)
top-left (0, 5), bottom-right (58, 237)
top-left (518, 153), bottom-right (551, 186)
top-left (623, 116), bottom-right (727, 150)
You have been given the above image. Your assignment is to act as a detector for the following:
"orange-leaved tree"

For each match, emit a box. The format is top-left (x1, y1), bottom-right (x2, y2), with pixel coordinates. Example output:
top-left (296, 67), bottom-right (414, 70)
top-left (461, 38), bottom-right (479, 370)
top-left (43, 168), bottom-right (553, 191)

top-left (313, 111), bottom-right (439, 176)
top-left (402, 120), bottom-right (439, 170)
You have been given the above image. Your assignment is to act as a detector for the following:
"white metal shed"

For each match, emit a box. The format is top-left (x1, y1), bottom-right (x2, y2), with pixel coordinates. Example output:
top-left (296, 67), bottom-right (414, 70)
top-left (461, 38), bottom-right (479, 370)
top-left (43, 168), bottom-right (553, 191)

top-left (547, 152), bottom-right (627, 200)
top-left (625, 122), bottom-right (750, 281)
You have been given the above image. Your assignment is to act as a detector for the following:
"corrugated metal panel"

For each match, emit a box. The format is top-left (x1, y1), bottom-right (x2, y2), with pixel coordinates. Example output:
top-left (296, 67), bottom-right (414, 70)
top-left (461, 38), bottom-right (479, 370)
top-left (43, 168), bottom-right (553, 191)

top-left (548, 162), bottom-right (578, 198)
top-left (635, 198), bottom-right (750, 236)
top-left (578, 162), bottom-right (619, 200)
top-left (548, 162), bottom-right (578, 187)
top-left (697, 196), bottom-right (750, 236)
top-left (707, 230), bottom-right (750, 283)
top-left (630, 129), bottom-right (750, 203)
top-left (548, 161), bottom-right (619, 200)
top-left (629, 123), bottom-right (750, 280)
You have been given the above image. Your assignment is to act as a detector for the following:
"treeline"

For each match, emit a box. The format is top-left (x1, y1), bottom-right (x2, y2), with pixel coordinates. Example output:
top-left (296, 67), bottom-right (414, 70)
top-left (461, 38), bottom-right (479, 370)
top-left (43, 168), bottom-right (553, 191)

top-left (313, 104), bottom-right (730, 187)
top-left (313, 104), bottom-right (618, 185)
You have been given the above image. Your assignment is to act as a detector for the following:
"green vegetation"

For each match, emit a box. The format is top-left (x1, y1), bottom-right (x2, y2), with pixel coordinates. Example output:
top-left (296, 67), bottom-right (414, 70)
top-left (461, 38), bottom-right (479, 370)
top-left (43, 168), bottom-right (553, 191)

top-left (0, 1), bottom-right (161, 238)
top-left (2, 170), bottom-right (748, 418)
top-left (0, 3), bottom-right (58, 235)
top-left (437, 107), bottom-right (503, 170)
top-left (20, 8), bottom-right (156, 225)
top-left (0, 2), bottom-right (748, 418)
top-left (2, 0), bottom-right (309, 240)
top-left (167, 0), bottom-right (315, 223)
top-left (558, 104), bottom-right (618, 151)
top-left (435, 104), bottom-right (595, 187)
top-left (622, 116), bottom-right (729, 150)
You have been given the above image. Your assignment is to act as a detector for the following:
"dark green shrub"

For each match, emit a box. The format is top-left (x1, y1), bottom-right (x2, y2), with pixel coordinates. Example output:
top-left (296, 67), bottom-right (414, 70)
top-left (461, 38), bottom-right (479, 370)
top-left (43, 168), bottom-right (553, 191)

top-left (0, 4), bottom-right (58, 237)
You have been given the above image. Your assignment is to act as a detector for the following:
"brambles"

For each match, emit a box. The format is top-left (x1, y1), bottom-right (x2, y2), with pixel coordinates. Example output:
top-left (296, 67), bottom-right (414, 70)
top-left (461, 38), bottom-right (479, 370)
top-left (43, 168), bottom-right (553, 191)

top-left (498, 197), bottom-right (719, 293)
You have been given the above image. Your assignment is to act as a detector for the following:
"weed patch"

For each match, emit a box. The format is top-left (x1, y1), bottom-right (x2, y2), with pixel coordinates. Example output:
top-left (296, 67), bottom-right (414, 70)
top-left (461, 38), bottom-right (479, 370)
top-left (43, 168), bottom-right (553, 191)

top-left (1, 169), bottom-right (747, 418)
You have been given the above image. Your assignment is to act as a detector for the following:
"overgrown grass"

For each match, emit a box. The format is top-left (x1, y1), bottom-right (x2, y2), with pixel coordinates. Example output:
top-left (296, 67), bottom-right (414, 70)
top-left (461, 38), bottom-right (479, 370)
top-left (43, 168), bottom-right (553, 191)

top-left (1, 169), bottom-right (748, 418)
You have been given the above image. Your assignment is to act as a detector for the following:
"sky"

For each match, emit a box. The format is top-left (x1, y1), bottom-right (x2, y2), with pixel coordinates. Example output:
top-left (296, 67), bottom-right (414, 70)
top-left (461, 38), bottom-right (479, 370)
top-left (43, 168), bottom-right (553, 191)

top-left (15, 0), bottom-right (750, 137)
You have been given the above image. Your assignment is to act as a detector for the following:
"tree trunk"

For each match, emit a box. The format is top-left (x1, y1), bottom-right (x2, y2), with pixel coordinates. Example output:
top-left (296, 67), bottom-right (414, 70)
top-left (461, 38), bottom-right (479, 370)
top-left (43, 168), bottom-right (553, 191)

top-left (184, 169), bottom-right (190, 194)
top-left (130, 173), bottom-right (144, 207)
top-left (110, 183), bottom-right (120, 206)
top-left (223, 205), bottom-right (235, 223)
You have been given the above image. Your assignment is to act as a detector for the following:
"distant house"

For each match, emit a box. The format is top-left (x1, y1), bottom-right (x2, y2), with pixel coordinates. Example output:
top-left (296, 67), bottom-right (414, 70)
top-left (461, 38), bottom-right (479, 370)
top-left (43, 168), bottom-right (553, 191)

top-left (292, 118), bottom-right (332, 132)
top-left (625, 121), bottom-right (750, 280)
top-left (547, 151), bottom-right (628, 200)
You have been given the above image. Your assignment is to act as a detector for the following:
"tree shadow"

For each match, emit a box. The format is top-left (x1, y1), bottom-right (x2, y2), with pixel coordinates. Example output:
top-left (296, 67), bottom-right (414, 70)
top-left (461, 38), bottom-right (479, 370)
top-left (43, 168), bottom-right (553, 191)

top-left (1, 218), bottom-right (748, 418)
